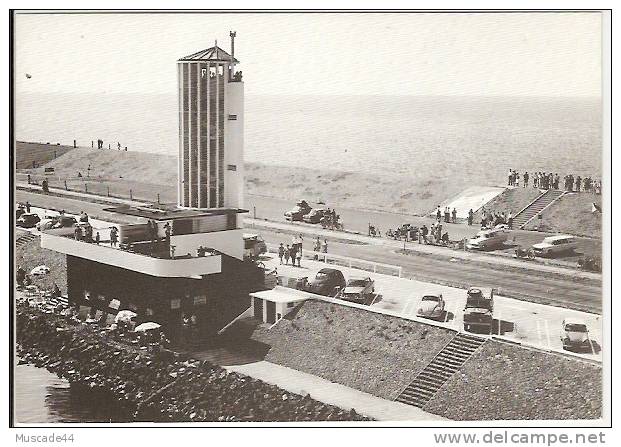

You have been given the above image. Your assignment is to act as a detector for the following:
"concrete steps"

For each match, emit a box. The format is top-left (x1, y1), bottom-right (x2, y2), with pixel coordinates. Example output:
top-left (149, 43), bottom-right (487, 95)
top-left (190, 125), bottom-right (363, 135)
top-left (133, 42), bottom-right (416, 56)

top-left (513, 189), bottom-right (565, 229)
top-left (395, 333), bottom-right (486, 408)
top-left (15, 232), bottom-right (37, 248)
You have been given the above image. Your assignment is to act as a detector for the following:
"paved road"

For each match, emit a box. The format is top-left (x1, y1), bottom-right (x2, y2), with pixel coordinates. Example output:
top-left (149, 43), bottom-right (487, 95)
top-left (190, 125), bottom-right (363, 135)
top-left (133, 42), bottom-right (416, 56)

top-left (16, 189), bottom-right (603, 313)
top-left (246, 195), bottom-right (602, 259)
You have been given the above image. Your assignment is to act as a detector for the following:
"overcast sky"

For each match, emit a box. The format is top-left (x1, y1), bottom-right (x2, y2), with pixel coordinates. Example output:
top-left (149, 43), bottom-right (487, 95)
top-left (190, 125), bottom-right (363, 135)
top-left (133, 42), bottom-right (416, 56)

top-left (14, 12), bottom-right (602, 97)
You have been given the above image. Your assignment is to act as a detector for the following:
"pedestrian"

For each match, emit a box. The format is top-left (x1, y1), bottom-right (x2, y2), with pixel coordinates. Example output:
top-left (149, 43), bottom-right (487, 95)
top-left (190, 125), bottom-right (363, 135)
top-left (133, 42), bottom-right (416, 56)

top-left (117, 142), bottom-right (121, 150)
top-left (576, 175), bottom-right (581, 192)
top-left (444, 207), bottom-right (450, 223)
top-left (451, 207), bottom-right (457, 223)
top-left (436, 206), bottom-right (441, 222)
top-left (164, 222), bottom-right (171, 246)
top-left (507, 211), bottom-right (513, 230)
top-left (523, 171), bottom-right (529, 188)
top-left (322, 239), bottom-right (328, 253)
top-left (110, 227), bottom-right (118, 247)
top-left (421, 225), bottom-right (428, 244)
top-left (284, 245), bottom-right (291, 265)
top-left (25, 201), bottom-right (31, 213)
top-left (467, 209), bottom-right (473, 226)
top-left (296, 247), bottom-right (302, 267)
top-left (95, 231), bottom-right (100, 245)
top-left (278, 243), bottom-right (285, 265)
top-left (313, 237), bottom-right (321, 260)
top-left (74, 225), bottom-right (82, 241)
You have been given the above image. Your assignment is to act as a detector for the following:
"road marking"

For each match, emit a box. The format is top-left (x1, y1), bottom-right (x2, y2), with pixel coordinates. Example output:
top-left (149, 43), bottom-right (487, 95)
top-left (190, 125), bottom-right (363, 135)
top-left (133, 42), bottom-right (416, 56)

top-left (544, 319), bottom-right (552, 348)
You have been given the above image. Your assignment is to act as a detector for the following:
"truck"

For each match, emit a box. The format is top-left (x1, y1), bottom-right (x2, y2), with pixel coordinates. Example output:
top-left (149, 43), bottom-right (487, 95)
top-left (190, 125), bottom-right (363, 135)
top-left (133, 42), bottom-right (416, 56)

top-left (463, 287), bottom-right (495, 334)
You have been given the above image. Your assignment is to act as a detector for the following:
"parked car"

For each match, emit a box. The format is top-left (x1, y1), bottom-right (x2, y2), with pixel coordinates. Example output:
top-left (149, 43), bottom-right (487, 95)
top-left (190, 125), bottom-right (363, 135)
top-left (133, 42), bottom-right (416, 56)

top-left (30, 265), bottom-right (50, 276)
top-left (16, 213), bottom-right (41, 229)
top-left (305, 268), bottom-right (346, 297)
top-left (466, 228), bottom-right (508, 250)
top-left (532, 235), bottom-right (578, 257)
top-left (243, 233), bottom-right (268, 260)
top-left (463, 287), bottom-right (495, 333)
top-left (560, 318), bottom-right (592, 351)
top-left (46, 221), bottom-right (92, 239)
top-left (36, 218), bottom-right (57, 231)
top-left (284, 200), bottom-right (312, 221)
top-left (303, 208), bottom-right (329, 224)
top-left (416, 293), bottom-right (445, 320)
top-left (340, 277), bottom-right (375, 304)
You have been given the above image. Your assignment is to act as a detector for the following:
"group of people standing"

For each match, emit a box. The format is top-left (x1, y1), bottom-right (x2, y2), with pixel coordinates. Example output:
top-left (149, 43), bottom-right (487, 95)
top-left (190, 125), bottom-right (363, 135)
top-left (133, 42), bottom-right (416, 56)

top-left (277, 235), bottom-right (329, 266)
top-left (436, 206), bottom-right (458, 224)
top-left (479, 208), bottom-right (513, 229)
top-left (508, 169), bottom-right (601, 193)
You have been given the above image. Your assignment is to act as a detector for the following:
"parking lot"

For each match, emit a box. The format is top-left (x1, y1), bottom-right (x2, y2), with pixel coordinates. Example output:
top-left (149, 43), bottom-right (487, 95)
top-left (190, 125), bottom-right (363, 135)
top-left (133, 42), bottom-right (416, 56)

top-left (263, 254), bottom-right (602, 362)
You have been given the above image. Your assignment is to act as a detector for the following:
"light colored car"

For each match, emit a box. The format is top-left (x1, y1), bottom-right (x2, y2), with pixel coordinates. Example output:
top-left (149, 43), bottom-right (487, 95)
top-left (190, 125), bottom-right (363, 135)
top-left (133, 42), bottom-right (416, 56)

top-left (340, 277), bottom-right (375, 304)
top-left (30, 265), bottom-right (50, 276)
top-left (417, 293), bottom-right (445, 320)
top-left (532, 235), bottom-right (578, 257)
top-left (466, 228), bottom-right (508, 250)
top-left (560, 318), bottom-right (591, 351)
top-left (36, 218), bottom-right (56, 231)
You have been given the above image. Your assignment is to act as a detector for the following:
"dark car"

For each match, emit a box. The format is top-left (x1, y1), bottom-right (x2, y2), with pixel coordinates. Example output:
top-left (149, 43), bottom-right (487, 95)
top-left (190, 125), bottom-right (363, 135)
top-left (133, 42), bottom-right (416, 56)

top-left (16, 213), bottom-right (41, 229)
top-left (303, 208), bottom-right (329, 224)
top-left (16, 205), bottom-right (26, 220)
top-left (305, 268), bottom-right (346, 297)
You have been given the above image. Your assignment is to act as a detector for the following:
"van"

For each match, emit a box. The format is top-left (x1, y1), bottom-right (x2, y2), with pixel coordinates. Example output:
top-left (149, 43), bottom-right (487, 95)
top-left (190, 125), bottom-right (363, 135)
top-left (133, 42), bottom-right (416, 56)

top-left (532, 235), bottom-right (578, 257)
top-left (243, 233), bottom-right (267, 260)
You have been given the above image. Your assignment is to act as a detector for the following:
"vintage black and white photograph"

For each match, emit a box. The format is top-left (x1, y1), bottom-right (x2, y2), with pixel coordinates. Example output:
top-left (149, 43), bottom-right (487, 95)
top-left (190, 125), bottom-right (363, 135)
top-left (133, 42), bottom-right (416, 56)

top-left (8, 7), bottom-right (612, 436)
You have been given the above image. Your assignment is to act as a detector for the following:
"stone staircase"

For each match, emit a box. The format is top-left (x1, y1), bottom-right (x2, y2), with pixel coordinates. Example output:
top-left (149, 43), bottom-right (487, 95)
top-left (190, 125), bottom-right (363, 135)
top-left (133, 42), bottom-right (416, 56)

top-left (395, 333), bottom-right (486, 408)
top-left (15, 232), bottom-right (37, 248)
top-left (512, 189), bottom-right (565, 229)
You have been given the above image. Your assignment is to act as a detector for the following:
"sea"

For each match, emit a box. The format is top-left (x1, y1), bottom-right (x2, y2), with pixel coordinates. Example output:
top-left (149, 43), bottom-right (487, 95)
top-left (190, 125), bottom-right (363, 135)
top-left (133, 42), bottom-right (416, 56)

top-left (15, 93), bottom-right (603, 182)
top-left (13, 358), bottom-right (130, 424)
top-left (13, 93), bottom-right (602, 423)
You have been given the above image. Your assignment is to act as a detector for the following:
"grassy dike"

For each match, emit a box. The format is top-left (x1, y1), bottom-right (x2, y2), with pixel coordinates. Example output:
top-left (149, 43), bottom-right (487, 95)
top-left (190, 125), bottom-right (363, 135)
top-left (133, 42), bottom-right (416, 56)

top-left (250, 301), bottom-right (602, 421)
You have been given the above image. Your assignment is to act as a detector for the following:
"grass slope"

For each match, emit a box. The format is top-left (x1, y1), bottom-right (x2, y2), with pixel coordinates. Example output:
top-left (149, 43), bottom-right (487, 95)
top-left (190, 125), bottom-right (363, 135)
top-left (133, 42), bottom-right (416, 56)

top-left (523, 193), bottom-right (602, 239)
top-left (472, 187), bottom-right (541, 222)
top-left (15, 233), bottom-right (67, 294)
top-left (425, 341), bottom-right (602, 420)
top-left (251, 300), bottom-right (455, 400)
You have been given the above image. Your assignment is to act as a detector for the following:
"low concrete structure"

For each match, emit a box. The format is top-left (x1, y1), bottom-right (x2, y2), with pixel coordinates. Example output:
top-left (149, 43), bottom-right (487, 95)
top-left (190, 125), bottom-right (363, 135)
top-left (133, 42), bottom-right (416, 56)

top-left (250, 286), bottom-right (310, 324)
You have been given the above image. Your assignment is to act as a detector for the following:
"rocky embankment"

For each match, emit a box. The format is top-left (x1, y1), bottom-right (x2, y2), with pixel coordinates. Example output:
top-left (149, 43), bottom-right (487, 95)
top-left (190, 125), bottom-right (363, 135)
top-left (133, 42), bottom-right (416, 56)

top-left (16, 305), bottom-right (371, 422)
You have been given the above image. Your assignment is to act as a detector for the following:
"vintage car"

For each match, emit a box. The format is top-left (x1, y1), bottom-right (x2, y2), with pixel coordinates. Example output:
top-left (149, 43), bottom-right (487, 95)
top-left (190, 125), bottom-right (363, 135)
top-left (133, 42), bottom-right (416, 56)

top-left (340, 277), bottom-right (376, 304)
top-left (532, 235), bottom-right (578, 258)
top-left (303, 208), bottom-right (329, 224)
top-left (560, 318), bottom-right (592, 351)
top-left (305, 268), bottom-right (346, 297)
top-left (243, 233), bottom-right (268, 260)
top-left (416, 293), bottom-right (445, 320)
top-left (466, 228), bottom-right (508, 250)
top-left (284, 200), bottom-right (312, 221)
top-left (463, 287), bottom-right (495, 333)
top-left (36, 215), bottom-right (77, 231)
top-left (16, 213), bottom-right (41, 229)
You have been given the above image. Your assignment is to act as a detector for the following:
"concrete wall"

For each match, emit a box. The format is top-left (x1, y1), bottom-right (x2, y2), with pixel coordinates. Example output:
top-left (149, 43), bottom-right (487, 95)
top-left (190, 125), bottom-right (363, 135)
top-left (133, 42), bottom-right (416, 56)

top-left (224, 81), bottom-right (244, 209)
top-left (170, 228), bottom-right (244, 260)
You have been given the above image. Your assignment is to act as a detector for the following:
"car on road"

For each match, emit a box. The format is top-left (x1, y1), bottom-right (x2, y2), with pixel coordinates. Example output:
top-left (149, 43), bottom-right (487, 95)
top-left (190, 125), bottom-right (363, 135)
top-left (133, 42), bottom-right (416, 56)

top-left (30, 265), bottom-right (50, 276)
top-left (243, 233), bottom-right (268, 260)
top-left (16, 213), bottom-right (41, 229)
top-left (284, 200), bottom-right (312, 222)
top-left (305, 268), bottom-right (346, 297)
top-left (417, 293), bottom-right (445, 320)
top-left (532, 235), bottom-right (578, 258)
top-left (340, 276), bottom-right (376, 304)
top-left (466, 228), bottom-right (508, 250)
top-left (560, 318), bottom-right (592, 352)
top-left (463, 287), bottom-right (495, 333)
top-left (303, 208), bottom-right (329, 224)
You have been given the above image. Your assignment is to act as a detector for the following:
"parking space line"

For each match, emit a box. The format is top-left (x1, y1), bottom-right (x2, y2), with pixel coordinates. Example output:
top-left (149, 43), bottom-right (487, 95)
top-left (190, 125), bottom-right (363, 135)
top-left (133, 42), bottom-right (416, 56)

top-left (544, 319), bottom-right (552, 349)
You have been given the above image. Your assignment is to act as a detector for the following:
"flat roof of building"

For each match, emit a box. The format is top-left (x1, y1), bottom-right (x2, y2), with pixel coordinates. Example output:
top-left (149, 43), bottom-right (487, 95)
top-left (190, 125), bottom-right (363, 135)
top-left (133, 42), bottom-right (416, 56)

top-left (102, 204), bottom-right (248, 221)
top-left (250, 286), bottom-right (312, 304)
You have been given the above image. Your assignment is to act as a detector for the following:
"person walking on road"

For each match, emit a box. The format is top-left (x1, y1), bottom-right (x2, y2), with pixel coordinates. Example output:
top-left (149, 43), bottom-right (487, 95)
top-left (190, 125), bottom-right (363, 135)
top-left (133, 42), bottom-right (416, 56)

top-left (436, 206), bottom-right (441, 222)
top-left (278, 243), bottom-right (285, 265)
top-left (451, 208), bottom-right (457, 223)
top-left (322, 239), bottom-right (328, 254)
top-left (284, 245), bottom-right (291, 265)
top-left (313, 237), bottom-right (321, 260)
